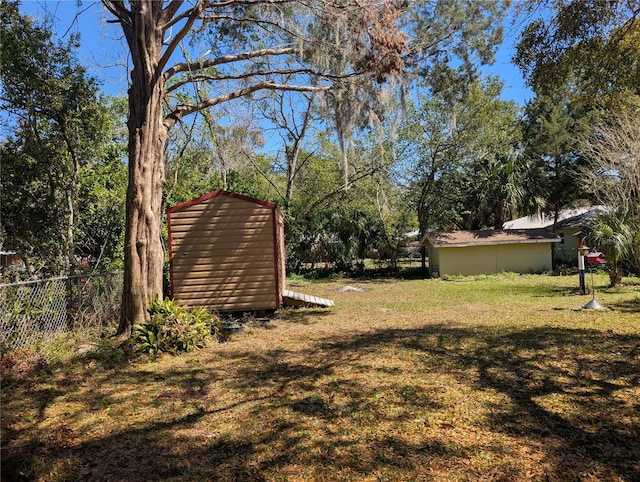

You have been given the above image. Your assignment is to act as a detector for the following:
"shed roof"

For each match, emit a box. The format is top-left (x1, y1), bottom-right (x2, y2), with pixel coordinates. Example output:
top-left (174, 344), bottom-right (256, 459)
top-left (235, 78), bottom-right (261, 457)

top-left (421, 229), bottom-right (560, 248)
top-left (167, 190), bottom-right (278, 214)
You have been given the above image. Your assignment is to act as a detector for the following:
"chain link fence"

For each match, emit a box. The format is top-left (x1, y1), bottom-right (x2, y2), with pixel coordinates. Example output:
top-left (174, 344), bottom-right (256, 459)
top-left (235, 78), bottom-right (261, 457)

top-left (0, 272), bottom-right (122, 350)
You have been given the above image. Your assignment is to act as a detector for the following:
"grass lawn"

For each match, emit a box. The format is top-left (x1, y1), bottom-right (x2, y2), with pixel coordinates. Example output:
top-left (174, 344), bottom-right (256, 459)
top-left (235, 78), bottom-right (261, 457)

top-left (2, 272), bottom-right (639, 481)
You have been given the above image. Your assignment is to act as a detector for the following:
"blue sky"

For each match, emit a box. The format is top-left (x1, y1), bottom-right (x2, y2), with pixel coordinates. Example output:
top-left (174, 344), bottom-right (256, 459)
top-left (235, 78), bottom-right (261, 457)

top-left (20, 1), bottom-right (129, 97)
top-left (486, 24), bottom-right (534, 105)
top-left (19, 0), bottom-right (534, 105)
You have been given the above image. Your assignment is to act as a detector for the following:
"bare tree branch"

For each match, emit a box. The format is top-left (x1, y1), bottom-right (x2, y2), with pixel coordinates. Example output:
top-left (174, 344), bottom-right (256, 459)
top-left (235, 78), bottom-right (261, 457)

top-left (199, 13), bottom-right (301, 39)
top-left (295, 167), bottom-right (380, 222)
top-left (579, 109), bottom-right (640, 217)
top-left (165, 68), bottom-right (358, 94)
top-left (240, 147), bottom-right (286, 201)
top-left (102, 0), bottom-right (129, 23)
top-left (157, 1), bottom-right (210, 79)
top-left (161, 0), bottom-right (189, 28)
top-left (164, 81), bottom-right (330, 128)
top-left (161, 0), bottom-right (296, 31)
top-left (101, 0), bottom-right (132, 40)
top-left (163, 47), bottom-right (297, 80)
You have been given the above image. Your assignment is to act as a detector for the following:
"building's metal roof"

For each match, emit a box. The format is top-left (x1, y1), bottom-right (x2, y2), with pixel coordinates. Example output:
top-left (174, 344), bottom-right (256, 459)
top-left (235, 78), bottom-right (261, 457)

top-left (502, 206), bottom-right (604, 230)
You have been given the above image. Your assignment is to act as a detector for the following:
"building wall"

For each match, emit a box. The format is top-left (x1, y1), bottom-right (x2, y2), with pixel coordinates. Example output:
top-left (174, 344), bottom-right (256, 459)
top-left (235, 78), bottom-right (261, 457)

top-left (554, 227), bottom-right (582, 265)
top-left (428, 244), bottom-right (440, 277)
top-left (168, 193), bottom-right (283, 311)
top-left (436, 243), bottom-right (554, 276)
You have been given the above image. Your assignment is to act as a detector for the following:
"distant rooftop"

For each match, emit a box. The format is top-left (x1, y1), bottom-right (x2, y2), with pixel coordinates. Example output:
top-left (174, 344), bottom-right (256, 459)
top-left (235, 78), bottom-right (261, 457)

top-left (422, 229), bottom-right (560, 248)
top-left (502, 206), bottom-right (605, 230)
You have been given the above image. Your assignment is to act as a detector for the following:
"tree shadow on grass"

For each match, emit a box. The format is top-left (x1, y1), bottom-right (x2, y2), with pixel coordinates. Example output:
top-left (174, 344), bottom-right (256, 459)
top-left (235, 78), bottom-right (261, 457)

top-left (315, 325), bottom-right (640, 480)
top-left (2, 324), bottom-right (639, 480)
top-left (608, 297), bottom-right (640, 312)
top-left (272, 307), bottom-right (333, 325)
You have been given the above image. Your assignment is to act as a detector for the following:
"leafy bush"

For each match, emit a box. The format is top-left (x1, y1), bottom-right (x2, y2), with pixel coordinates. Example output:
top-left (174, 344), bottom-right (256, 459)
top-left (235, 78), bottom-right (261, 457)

top-left (134, 297), bottom-right (220, 355)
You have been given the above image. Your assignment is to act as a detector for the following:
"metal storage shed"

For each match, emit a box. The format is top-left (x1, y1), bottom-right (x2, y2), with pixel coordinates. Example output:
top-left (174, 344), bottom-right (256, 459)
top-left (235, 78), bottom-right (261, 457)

top-left (167, 190), bottom-right (286, 312)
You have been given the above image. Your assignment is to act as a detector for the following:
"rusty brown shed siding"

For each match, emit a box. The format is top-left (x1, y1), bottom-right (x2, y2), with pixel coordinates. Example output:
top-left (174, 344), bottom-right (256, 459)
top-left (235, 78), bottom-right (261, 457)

top-left (276, 208), bottom-right (286, 305)
top-left (167, 191), bottom-right (284, 312)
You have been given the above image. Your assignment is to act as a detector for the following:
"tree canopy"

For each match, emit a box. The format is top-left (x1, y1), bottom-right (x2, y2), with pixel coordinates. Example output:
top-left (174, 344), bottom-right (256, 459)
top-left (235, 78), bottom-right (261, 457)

top-left (515, 0), bottom-right (640, 106)
top-left (0, 1), bottom-right (126, 278)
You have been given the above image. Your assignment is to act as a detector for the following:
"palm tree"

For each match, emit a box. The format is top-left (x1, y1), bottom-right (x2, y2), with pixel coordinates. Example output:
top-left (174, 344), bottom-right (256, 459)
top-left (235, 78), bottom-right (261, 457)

top-left (590, 213), bottom-right (634, 287)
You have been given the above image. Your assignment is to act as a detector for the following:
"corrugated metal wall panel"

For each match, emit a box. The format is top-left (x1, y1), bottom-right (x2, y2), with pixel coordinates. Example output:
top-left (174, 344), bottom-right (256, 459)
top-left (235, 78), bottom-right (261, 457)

top-left (171, 262), bottom-right (276, 273)
top-left (175, 288), bottom-right (276, 298)
top-left (175, 270), bottom-right (273, 289)
top-left (170, 228), bottom-right (272, 239)
top-left (169, 228), bottom-right (272, 239)
top-left (171, 242), bottom-right (272, 255)
top-left (176, 292), bottom-right (277, 301)
top-left (169, 214), bottom-right (273, 226)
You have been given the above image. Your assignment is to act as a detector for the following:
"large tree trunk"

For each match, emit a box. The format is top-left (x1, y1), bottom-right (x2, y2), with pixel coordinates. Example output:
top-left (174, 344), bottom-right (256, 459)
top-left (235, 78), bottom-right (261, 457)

top-left (117, 3), bottom-right (167, 337)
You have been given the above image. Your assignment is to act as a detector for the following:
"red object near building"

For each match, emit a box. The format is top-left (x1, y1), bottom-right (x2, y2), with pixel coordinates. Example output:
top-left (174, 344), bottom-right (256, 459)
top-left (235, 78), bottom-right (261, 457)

top-left (587, 251), bottom-right (606, 264)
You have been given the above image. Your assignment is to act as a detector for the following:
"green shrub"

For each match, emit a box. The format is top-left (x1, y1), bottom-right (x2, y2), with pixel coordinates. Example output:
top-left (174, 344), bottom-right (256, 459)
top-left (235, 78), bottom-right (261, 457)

top-left (133, 318), bottom-right (163, 355)
top-left (133, 297), bottom-right (220, 355)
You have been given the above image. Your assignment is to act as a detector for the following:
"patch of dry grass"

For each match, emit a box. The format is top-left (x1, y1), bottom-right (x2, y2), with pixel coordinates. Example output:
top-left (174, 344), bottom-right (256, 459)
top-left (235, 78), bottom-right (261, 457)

top-left (2, 273), bottom-right (639, 481)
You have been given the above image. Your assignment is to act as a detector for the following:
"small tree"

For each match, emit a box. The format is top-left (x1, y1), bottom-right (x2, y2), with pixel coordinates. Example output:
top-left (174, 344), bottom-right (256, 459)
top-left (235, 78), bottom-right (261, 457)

top-left (591, 213), bottom-right (634, 287)
top-left (520, 91), bottom-right (593, 230)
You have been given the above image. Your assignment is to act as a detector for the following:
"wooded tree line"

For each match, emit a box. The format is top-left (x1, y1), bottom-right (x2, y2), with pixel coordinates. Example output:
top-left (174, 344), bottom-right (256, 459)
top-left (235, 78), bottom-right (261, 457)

top-left (1, 1), bottom-right (638, 334)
